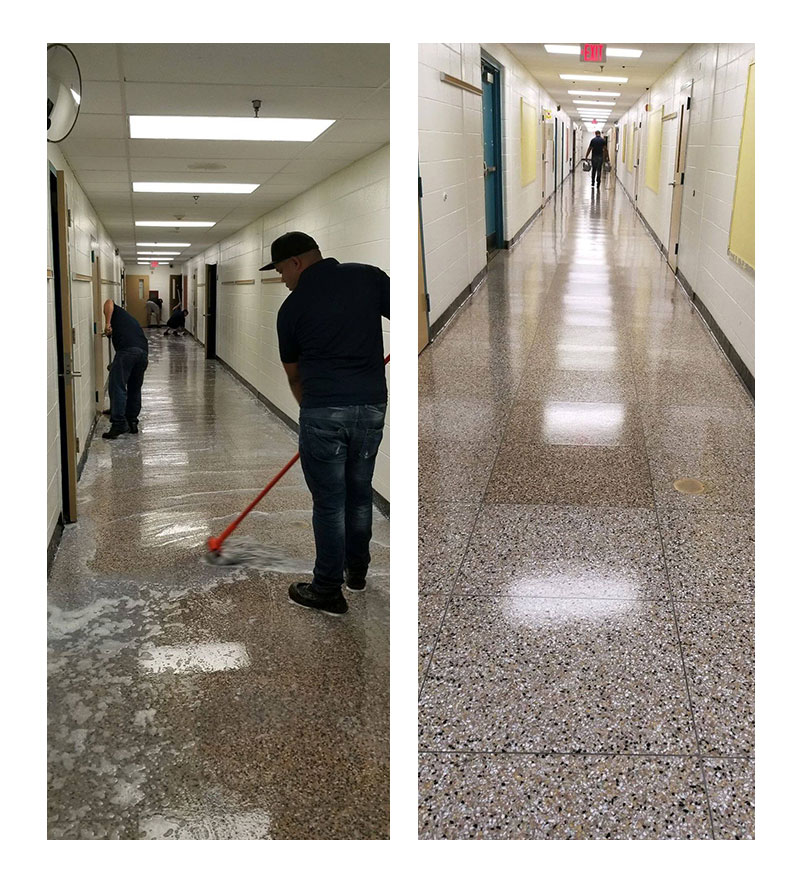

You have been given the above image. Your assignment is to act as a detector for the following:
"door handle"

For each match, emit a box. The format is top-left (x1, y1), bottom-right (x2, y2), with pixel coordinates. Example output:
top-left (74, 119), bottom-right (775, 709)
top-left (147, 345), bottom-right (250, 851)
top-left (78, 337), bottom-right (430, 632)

top-left (668, 182), bottom-right (677, 187)
top-left (486, 166), bottom-right (496, 173)
top-left (59, 370), bottom-right (82, 378)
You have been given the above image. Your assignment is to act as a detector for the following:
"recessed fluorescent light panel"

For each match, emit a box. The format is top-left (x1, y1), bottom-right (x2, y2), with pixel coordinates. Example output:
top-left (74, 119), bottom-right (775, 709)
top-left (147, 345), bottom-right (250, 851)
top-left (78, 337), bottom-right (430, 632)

top-left (135, 221), bottom-right (216, 228)
top-left (606, 48), bottom-right (643, 58)
top-left (561, 75), bottom-right (628, 83)
top-left (544, 44), bottom-right (580, 54)
top-left (574, 101), bottom-right (616, 106)
top-left (129, 116), bottom-right (335, 142)
top-left (137, 242), bottom-right (192, 247)
top-left (138, 251), bottom-right (181, 256)
top-left (133, 182), bottom-right (259, 194)
top-left (568, 90), bottom-right (621, 97)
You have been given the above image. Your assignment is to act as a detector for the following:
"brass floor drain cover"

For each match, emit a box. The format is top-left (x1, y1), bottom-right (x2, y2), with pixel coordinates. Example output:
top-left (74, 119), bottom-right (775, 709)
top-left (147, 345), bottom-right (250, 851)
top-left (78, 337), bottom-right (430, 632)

top-left (673, 478), bottom-right (707, 495)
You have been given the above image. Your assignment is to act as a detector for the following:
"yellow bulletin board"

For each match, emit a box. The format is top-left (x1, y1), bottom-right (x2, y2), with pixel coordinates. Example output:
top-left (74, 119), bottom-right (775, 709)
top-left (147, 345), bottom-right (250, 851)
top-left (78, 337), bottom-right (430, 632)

top-left (521, 98), bottom-right (538, 186)
top-left (627, 123), bottom-right (635, 172)
top-left (729, 62), bottom-right (755, 269)
top-left (621, 124), bottom-right (627, 164)
top-left (645, 105), bottom-right (663, 193)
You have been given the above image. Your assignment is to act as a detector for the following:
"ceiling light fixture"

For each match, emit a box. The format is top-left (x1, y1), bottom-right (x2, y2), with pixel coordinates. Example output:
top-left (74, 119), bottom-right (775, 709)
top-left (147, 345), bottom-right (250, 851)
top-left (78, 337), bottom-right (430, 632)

top-left (129, 115), bottom-right (335, 142)
top-left (135, 221), bottom-right (216, 228)
top-left (137, 242), bottom-right (192, 247)
top-left (132, 182), bottom-right (259, 194)
top-left (561, 74), bottom-right (628, 83)
top-left (138, 251), bottom-right (181, 256)
top-left (574, 100), bottom-right (616, 107)
top-left (544, 44), bottom-right (580, 54)
top-left (568, 90), bottom-right (621, 97)
top-left (606, 48), bottom-right (643, 58)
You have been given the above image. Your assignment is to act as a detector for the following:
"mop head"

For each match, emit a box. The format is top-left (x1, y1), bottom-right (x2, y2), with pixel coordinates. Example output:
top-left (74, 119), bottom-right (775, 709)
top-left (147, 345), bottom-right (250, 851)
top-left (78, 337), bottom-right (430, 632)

top-left (204, 535), bottom-right (294, 569)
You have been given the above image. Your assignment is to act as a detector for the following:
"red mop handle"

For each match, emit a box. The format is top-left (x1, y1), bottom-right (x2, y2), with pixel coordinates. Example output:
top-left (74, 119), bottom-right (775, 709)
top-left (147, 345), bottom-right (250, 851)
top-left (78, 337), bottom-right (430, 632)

top-left (207, 353), bottom-right (389, 553)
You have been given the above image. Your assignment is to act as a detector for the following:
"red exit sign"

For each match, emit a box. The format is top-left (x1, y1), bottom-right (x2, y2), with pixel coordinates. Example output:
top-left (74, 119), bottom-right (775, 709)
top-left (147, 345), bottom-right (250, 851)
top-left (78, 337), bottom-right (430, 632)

top-left (580, 44), bottom-right (606, 63)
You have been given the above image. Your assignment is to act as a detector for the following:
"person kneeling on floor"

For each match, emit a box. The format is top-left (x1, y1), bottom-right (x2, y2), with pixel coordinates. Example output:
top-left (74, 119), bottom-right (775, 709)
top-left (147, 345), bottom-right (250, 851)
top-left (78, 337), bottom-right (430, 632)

top-left (164, 306), bottom-right (189, 336)
top-left (270, 231), bottom-right (390, 617)
top-left (101, 298), bottom-right (149, 439)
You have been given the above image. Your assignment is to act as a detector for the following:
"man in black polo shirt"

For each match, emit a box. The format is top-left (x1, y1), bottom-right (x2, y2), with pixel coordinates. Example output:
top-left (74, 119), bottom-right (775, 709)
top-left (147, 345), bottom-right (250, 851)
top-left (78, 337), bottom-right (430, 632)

top-left (101, 298), bottom-right (149, 439)
top-left (268, 231), bottom-right (389, 616)
top-left (585, 130), bottom-right (609, 187)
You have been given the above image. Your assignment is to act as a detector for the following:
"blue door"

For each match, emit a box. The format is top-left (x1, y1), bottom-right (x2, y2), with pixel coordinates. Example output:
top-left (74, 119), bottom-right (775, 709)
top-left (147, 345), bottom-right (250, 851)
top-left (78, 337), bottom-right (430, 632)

top-left (481, 58), bottom-right (503, 254)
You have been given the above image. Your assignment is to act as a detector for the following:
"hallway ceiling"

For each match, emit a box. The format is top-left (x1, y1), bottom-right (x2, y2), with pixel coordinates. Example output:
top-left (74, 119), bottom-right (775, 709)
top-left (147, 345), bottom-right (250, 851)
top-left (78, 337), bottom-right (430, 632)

top-left (504, 43), bottom-right (691, 130)
top-left (61, 44), bottom-right (389, 264)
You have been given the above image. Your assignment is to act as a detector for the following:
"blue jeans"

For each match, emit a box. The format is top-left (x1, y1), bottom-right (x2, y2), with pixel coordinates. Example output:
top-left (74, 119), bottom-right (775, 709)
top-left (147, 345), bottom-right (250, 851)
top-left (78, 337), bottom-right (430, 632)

top-left (109, 348), bottom-right (148, 430)
top-left (298, 404), bottom-right (386, 593)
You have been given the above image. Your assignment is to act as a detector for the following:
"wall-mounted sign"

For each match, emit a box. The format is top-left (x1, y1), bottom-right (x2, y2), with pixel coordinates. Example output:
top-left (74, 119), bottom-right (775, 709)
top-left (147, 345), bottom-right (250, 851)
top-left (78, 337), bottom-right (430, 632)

top-left (543, 108), bottom-right (552, 119)
top-left (580, 44), bottom-right (606, 64)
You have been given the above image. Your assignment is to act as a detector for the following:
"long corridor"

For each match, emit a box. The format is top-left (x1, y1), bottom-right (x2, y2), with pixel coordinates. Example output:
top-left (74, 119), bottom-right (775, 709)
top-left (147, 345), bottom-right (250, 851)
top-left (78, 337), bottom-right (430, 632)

top-left (47, 333), bottom-right (390, 839)
top-left (418, 172), bottom-right (754, 838)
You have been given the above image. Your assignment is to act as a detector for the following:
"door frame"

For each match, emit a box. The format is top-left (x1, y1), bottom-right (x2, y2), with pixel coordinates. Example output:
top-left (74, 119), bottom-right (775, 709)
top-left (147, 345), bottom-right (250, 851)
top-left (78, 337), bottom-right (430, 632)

top-left (50, 166), bottom-right (79, 523)
top-left (418, 184), bottom-right (430, 353)
top-left (205, 263), bottom-right (217, 359)
top-left (480, 52), bottom-right (504, 255)
top-left (667, 83), bottom-right (693, 272)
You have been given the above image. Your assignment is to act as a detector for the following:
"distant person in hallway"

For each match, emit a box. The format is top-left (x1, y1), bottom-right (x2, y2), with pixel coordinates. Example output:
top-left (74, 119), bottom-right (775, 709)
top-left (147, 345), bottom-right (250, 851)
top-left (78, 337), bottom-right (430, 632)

top-left (585, 130), bottom-right (608, 187)
top-left (145, 297), bottom-right (161, 327)
top-left (268, 231), bottom-right (390, 617)
top-left (101, 298), bottom-right (149, 439)
top-left (164, 306), bottom-right (189, 336)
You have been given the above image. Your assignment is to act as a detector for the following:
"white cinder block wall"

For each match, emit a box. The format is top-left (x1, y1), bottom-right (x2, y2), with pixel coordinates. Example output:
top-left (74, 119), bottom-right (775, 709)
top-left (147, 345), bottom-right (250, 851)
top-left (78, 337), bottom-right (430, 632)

top-left (47, 143), bottom-right (124, 547)
top-left (614, 43), bottom-right (755, 377)
top-left (182, 145), bottom-right (390, 502)
top-left (419, 43), bottom-right (579, 326)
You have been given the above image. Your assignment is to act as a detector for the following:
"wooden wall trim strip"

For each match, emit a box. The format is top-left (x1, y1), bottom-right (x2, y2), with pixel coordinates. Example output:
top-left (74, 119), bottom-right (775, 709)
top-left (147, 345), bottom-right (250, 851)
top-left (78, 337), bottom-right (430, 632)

top-left (72, 273), bottom-right (93, 282)
top-left (235, 279), bottom-right (255, 285)
top-left (101, 279), bottom-right (120, 285)
top-left (261, 278), bottom-right (283, 284)
top-left (440, 72), bottom-right (483, 96)
top-left (47, 269), bottom-right (54, 278)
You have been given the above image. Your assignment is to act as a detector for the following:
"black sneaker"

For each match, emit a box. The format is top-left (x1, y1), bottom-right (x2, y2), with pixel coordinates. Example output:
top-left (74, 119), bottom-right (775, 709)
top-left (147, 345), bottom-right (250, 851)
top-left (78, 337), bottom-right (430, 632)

top-left (128, 419), bottom-right (139, 434)
top-left (345, 570), bottom-right (367, 592)
top-left (102, 425), bottom-right (128, 440)
top-left (288, 582), bottom-right (347, 616)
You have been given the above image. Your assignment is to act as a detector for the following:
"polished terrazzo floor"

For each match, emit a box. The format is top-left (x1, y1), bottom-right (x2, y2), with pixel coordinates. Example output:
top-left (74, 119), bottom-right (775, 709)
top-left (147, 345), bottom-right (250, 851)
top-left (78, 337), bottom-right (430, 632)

top-left (418, 174), bottom-right (754, 839)
top-left (48, 333), bottom-right (389, 839)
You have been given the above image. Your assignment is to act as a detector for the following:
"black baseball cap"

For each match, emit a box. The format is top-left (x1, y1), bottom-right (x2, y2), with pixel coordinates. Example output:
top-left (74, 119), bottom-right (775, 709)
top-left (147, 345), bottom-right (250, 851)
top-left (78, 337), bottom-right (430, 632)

top-left (260, 231), bottom-right (319, 271)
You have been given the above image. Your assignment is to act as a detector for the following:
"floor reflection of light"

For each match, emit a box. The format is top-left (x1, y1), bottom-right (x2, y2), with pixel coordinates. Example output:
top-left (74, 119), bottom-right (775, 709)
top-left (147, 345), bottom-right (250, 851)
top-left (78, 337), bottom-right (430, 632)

top-left (542, 402), bottom-right (626, 444)
top-left (142, 451), bottom-right (190, 467)
top-left (556, 344), bottom-right (618, 369)
top-left (139, 642), bottom-right (251, 674)
top-left (501, 578), bottom-right (638, 622)
top-left (139, 511), bottom-right (210, 546)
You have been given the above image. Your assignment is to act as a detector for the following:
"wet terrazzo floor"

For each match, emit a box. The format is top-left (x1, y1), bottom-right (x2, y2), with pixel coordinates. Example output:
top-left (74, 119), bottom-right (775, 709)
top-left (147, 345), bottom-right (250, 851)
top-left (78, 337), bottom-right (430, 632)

top-left (418, 174), bottom-right (754, 839)
top-left (48, 333), bottom-right (389, 839)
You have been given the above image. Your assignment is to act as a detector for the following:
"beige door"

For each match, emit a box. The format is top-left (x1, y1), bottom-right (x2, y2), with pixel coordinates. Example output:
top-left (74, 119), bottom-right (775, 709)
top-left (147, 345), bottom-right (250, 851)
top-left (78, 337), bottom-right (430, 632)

top-left (667, 84), bottom-right (693, 273)
top-left (418, 209), bottom-right (429, 353)
top-left (125, 274), bottom-right (150, 326)
top-left (53, 170), bottom-right (79, 522)
top-left (633, 118), bottom-right (642, 203)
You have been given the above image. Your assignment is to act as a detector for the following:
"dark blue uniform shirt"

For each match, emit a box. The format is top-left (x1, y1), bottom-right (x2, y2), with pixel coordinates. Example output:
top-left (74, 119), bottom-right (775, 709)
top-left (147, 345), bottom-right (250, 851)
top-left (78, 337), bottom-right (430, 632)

top-left (111, 304), bottom-right (148, 353)
top-left (276, 258), bottom-right (389, 408)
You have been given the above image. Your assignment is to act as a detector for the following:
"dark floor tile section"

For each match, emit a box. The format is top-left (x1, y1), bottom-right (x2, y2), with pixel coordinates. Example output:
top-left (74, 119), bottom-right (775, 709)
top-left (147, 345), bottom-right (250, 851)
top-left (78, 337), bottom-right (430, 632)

top-left (703, 757), bottom-right (755, 839)
top-left (419, 753), bottom-right (712, 839)
top-left (675, 602), bottom-right (754, 756)
top-left (48, 335), bottom-right (389, 840)
top-left (487, 443), bottom-right (654, 508)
